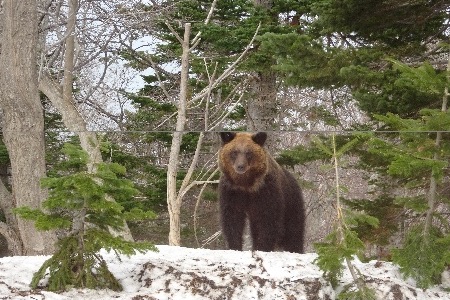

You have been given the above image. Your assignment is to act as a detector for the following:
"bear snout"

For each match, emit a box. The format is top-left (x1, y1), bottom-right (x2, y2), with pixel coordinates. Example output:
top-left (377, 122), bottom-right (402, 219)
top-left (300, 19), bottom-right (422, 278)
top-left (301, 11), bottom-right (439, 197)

top-left (234, 164), bottom-right (247, 174)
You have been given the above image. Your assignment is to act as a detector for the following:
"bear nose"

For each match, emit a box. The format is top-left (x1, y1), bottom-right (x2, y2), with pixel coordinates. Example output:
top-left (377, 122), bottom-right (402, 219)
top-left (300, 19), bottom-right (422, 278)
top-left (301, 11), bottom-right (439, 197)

top-left (236, 165), bottom-right (246, 174)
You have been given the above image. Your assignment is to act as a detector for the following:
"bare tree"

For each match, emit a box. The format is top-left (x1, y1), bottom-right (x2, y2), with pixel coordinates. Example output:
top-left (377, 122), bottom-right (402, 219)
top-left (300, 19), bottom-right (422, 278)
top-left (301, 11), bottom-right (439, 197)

top-left (164, 6), bottom-right (261, 244)
top-left (0, 0), bottom-right (57, 255)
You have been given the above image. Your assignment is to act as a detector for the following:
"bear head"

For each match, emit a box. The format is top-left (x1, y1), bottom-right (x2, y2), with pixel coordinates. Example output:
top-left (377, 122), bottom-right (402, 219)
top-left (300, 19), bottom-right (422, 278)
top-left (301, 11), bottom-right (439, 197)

top-left (219, 132), bottom-right (269, 190)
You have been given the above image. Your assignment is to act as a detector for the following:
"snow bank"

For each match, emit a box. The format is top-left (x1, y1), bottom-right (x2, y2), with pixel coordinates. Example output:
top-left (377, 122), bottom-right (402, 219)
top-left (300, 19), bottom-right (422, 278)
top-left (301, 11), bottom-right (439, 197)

top-left (0, 246), bottom-right (448, 299)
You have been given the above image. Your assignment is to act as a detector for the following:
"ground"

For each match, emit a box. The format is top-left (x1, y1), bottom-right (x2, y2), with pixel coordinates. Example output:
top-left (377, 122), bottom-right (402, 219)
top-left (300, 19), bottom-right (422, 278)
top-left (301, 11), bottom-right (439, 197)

top-left (0, 246), bottom-right (449, 299)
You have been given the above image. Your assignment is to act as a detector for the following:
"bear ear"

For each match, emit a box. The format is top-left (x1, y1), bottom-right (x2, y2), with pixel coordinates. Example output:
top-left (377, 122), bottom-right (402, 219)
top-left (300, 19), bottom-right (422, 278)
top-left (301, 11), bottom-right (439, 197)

top-left (220, 132), bottom-right (236, 144)
top-left (252, 132), bottom-right (267, 146)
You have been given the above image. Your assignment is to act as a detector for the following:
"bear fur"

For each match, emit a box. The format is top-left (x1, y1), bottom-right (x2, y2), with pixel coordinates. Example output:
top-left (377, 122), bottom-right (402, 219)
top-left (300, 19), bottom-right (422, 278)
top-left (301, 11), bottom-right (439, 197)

top-left (218, 132), bottom-right (305, 253)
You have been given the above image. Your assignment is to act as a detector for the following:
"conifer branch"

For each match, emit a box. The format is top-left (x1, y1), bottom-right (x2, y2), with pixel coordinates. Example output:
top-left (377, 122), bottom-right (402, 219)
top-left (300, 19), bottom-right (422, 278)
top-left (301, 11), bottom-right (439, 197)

top-left (191, 0), bottom-right (218, 49)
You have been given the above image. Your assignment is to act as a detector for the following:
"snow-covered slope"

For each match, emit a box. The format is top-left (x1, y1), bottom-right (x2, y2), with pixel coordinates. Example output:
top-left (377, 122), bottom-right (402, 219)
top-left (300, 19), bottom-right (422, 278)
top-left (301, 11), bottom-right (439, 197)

top-left (0, 246), bottom-right (448, 299)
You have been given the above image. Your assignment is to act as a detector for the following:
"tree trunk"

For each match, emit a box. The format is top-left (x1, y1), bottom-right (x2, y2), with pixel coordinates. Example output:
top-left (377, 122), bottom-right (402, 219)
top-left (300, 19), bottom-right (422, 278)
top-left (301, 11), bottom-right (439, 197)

top-left (167, 22), bottom-right (191, 246)
top-left (247, 1), bottom-right (278, 150)
top-left (0, 0), bottom-right (56, 255)
top-left (247, 71), bottom-right (278, 144)
top-left (39, 73), bottom-right (103, 171)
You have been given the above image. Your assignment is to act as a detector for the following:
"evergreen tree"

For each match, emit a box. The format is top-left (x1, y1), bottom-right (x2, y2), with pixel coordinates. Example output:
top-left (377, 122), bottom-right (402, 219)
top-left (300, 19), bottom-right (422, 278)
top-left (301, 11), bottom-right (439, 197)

top-left (258, 0), bottom-right (449, 118)
top-left (366, 61), bottom-right (450, 288)
top-left (258, 0), bottom-right (450, 288)
top-left (99, 138), bottom-right (169, 212)
top-left (15, 144), bottom-right (157, 291)
top-left (115, 1), bottom-right (307, 244)
top-left (313, 135), bottom-right (377, 299)
top-left (120, 0), bottom-right (315, 132)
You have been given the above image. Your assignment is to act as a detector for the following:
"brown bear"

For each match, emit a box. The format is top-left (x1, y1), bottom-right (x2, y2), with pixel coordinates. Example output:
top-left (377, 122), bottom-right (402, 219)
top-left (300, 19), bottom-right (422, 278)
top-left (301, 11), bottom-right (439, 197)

top-left (218, 132), bottom-right (305, 253)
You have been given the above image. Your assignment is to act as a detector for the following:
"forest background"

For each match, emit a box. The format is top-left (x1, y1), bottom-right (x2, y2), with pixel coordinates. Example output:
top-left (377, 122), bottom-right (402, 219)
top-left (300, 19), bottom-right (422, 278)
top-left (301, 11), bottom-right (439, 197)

top-left (0, 0), bottom-right (450, 293)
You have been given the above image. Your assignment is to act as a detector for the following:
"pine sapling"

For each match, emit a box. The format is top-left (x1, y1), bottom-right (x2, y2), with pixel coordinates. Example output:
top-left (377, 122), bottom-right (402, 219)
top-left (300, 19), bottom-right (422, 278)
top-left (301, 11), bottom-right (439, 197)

top-left (15, 143), bottom-right (157, 291)
top-left (314, 134), bottom-right (377, 299)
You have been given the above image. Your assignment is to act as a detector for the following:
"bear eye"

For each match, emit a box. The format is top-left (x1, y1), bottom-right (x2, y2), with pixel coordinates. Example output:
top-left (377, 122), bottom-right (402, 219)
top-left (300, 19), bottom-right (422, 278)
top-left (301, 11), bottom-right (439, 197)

top-left (245, 151), bottom-right (252, 160)
top-left (230, 150), bottom-right (238, 159)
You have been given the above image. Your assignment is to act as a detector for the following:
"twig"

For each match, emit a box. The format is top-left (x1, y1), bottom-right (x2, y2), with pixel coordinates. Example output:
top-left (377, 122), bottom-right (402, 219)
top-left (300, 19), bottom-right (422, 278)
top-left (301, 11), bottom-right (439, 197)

top-left (165, 21), bottom-right (183, 44)
top-left (194, 168), bottom-right (220, 247)
top-left (201, 231), bottom-right (222, 248)
top-left (191, 23), bottom-right (261, 102)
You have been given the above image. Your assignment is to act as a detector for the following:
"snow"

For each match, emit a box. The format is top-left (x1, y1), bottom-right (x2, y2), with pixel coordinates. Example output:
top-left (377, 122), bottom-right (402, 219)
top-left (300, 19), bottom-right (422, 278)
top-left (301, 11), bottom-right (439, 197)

top-left (0, 246), bottom-right (449, 299)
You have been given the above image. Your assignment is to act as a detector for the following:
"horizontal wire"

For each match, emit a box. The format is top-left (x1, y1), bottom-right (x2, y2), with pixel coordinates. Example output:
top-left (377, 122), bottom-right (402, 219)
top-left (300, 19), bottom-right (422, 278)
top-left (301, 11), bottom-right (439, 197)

top-left (41, 130), bottom-right (450, 134)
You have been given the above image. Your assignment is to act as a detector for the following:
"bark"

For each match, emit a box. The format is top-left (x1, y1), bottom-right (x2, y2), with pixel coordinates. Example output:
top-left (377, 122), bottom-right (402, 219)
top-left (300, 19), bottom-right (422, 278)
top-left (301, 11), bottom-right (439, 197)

top-left (253, 0), bottom-right (273, 9)
top-left (0, 0), bottom-right (56, 255)
top-left (0, 180), bottom-right (22, 255)
top-left (0, 221), bottom-right (23, 256)
top-left (247, 70), bottom-right (278, 144)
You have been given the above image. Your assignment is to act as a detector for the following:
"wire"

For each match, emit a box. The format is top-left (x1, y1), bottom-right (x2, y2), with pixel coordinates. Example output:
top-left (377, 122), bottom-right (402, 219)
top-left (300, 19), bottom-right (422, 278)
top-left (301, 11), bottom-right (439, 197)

top-left (41, 130), bottom-right (450, 134)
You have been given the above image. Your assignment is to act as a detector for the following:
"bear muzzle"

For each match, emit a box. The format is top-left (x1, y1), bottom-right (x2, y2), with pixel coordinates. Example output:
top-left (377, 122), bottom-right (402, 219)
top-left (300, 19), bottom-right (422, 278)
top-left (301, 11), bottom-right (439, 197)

top-left (234, 164), bottom-right (247, 174)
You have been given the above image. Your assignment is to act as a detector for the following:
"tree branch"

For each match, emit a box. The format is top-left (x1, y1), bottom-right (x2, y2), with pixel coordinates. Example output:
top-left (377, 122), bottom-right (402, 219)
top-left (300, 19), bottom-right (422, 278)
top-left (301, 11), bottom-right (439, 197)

top-left (191, 22), bottom-right (261, 102)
